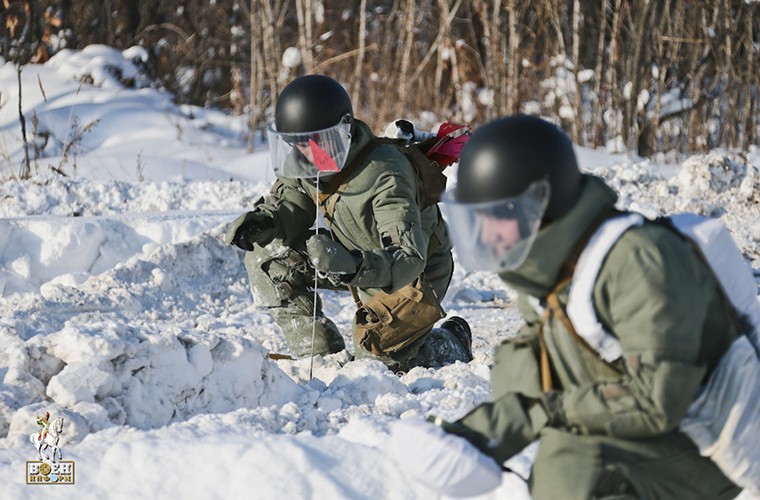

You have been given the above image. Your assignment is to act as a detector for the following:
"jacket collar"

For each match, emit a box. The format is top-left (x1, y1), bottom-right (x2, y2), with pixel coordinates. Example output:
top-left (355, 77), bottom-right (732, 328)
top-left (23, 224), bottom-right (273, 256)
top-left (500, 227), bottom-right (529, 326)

top-left (342, 119), bottom-right (373, 167)
top-left (499, 175), bottom-right (618, 298)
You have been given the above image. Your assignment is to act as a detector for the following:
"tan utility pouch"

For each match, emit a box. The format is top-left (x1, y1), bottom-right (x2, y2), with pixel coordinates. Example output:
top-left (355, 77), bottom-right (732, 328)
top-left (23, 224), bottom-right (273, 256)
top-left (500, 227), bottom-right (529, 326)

top-left (353, 276), bottom-right (445, 356)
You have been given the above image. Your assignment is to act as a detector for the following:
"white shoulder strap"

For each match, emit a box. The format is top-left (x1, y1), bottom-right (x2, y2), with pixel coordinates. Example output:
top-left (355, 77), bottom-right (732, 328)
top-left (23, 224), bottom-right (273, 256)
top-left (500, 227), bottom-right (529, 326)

top-left (669, 213), bottom-right (760, 349)
top-left (566, 213), bottom-right (645, 362)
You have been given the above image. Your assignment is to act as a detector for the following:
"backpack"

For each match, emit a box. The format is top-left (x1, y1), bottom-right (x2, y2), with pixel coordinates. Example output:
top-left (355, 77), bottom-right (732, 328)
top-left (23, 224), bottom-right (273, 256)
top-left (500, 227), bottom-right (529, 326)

top-left (559, 211), bottom-right (760, 496)
top-left (380, 120), bottom-right (471, 207)
top-left (317, 121), bottom-right (470, 219)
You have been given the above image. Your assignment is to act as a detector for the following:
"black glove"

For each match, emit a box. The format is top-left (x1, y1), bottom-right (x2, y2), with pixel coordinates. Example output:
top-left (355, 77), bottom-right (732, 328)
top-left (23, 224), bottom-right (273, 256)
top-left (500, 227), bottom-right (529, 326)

top-left (224, 211), bottom-right (276, 251)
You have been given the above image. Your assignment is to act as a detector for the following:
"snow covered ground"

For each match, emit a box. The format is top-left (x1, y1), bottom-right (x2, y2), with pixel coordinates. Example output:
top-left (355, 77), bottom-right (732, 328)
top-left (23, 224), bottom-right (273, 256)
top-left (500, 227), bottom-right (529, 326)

top-left (0, 46), bottom-right (758, 499)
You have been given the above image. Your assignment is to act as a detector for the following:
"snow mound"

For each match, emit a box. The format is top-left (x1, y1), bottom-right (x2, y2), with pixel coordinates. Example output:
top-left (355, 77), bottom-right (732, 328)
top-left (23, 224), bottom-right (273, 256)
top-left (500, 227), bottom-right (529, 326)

top-left (0, 211), bottom-right (239, 296)
top-left (0, 227), bottom-right (303, 442)
top-left (673, 152), bottom-right (758, 200)
top-left (47, 45), bottom-right (154, 90)
top-left (592, 152), bottom-right (760, 267)
top-left (0, 177), bottom-right (265, 218)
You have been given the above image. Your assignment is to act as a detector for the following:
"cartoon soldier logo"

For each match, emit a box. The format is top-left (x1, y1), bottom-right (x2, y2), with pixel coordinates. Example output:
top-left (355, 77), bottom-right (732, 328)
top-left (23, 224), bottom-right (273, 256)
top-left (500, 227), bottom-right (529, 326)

top-left (36, 411), bottom-right (50, 442)
top-left (29, 411), bottom-right (65, 463)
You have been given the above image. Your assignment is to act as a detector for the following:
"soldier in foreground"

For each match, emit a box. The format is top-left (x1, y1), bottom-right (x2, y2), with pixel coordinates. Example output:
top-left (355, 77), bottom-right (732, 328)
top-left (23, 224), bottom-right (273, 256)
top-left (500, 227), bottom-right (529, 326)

top-left (428, 114), bottom-right (746, 499)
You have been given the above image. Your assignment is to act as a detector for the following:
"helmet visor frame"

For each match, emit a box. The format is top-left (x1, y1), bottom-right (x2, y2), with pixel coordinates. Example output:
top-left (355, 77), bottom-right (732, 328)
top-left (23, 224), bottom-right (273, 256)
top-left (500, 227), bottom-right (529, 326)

top-left (442, 179), bottom-right (551, 273)
top-left (267, 119), bottom-right (352, 178)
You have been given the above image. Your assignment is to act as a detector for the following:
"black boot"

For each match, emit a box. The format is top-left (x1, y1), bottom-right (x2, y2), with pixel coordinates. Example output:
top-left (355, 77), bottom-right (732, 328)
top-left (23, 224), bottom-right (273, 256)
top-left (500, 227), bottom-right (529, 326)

top-left (440, 316), bottom-right (473, 361)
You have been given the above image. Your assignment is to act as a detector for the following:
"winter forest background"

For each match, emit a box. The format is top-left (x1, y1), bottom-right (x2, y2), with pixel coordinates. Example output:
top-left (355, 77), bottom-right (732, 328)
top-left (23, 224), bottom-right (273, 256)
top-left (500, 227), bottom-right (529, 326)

top-left (2, 0), bottom-right (759, 176)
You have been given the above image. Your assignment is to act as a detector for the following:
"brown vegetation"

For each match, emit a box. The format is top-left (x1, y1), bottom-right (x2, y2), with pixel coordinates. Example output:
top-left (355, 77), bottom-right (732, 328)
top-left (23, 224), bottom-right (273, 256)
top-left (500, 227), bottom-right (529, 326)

top-left (1, 0), bottom-right (758, 157)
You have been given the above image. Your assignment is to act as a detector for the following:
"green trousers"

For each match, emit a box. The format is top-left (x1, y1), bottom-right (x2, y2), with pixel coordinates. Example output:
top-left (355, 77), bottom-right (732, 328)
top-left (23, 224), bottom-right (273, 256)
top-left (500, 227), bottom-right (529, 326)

top-left (529, 428), bottom-right (740, 500)
top-left (244, 235), bottom-right (468, 371)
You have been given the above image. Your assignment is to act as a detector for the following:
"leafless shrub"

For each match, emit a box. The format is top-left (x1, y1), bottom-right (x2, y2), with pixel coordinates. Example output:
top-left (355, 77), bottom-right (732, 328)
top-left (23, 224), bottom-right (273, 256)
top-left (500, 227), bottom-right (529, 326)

top-left (4, 0), bottom-right (759, 158)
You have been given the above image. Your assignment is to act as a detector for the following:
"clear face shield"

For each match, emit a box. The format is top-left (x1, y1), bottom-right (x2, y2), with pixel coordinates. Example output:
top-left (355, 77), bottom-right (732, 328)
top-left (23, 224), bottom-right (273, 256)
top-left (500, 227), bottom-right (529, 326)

top-left (442, 179), bottom-right (551, 273)
top-left (267, 118), bottom-right (352, 178)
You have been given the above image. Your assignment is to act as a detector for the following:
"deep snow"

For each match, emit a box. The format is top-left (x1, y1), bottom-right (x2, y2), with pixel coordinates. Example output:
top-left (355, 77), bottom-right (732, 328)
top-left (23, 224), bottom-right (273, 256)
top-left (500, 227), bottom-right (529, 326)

top-left (0, 45), bottom-right (758, 499)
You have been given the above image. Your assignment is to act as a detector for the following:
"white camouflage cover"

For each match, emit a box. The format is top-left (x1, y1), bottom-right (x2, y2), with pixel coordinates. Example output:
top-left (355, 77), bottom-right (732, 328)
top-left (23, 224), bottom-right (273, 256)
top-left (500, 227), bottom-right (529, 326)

top-left (567, 212), bottom-right (760, 497)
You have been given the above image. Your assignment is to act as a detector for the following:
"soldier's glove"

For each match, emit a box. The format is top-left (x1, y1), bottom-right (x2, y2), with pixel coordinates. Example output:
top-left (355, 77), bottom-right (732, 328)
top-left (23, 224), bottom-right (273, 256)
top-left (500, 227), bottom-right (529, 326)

top-left (425, 415), bottom-right (491, 456)
top-left (224, 211), bottom-right (276, 251)
top-left (426, 415), bottom-right (471, 436)
top-left (306, 234), bottom-right (361, 281)
top-left (538, 390), bottom-right (566, 428)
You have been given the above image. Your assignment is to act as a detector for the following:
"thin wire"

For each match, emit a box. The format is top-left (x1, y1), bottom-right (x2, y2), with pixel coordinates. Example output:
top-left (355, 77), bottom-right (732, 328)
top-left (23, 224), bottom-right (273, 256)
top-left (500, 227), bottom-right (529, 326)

top-left (309, 171), bottom-right (320, 381)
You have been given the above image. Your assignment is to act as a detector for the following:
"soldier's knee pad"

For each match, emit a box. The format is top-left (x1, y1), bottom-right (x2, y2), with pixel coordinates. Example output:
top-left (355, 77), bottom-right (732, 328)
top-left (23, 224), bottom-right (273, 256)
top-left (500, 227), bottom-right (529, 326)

top-left (273, 311), bottom-right (345, 357)
top-left (244, 245), bottom-right (310, 307)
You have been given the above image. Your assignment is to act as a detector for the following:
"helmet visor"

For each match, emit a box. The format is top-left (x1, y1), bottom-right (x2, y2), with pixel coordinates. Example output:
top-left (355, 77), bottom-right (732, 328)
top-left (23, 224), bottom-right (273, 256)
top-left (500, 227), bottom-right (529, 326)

top-left (267, 120), bottom-right (352, 178)
top-left (441, 179), bottom-right (550, 272)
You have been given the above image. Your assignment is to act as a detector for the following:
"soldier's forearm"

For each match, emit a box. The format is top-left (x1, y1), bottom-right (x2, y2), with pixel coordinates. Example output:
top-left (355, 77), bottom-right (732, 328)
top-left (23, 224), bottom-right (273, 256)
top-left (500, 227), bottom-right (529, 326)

top-left (560, 358), bottom-right (706, 438)
top-left (455, 392), bottom-right (543, 464)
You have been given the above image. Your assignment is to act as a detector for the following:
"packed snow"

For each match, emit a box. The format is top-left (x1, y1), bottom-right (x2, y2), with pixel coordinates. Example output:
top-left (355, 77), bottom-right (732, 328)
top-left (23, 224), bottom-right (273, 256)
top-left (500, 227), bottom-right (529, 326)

top-left (0, 46), bottom-right (758, 499)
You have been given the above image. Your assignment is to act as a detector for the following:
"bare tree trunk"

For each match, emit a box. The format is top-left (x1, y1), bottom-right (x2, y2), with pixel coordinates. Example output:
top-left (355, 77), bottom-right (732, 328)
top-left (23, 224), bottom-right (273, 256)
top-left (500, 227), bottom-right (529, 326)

top-left (295, 0), bottom-right (314, 73)
top-left (719, 0), bottom-right (734, 148)
top-left (627, 0), bottom-right (653, 152)
top-left (352, 0), bottom-right (367, 109)
top-left (447, 38), bottom-right (464, 121)
top-left (592, 0), bottom-right (607, 148)
top-left (490, 0), bottom-right (504, 118)
top-left (393, 0), bottom-right (417, 117)
top-left (506, 0), bottom-right (519, 113)
top-left (571, 0), bottom-right (584, 145)
top-left (484, 1), bottom-right (504, 117)
top-left (742, 6), bottom-right (756, 147)
top-left (549, 2), bottom-right (566, 55)
top-left (670, 1), bottom-right (687, 153)
top-left (474, 0), bottom-right (501, 121)
top-left (410, 0), bottom-right (464, 90)
top-left (434, 12), bottom-right (446, 114)
top-left (548, 1), bottom-right (573, 137)
top-left (374, 0), bottom-right (402, 125)
top-left (499, 12), bottom-right (509, 116)
top-left (685, 6), bottom-right (712, 153)
top-left (247, 0), bottom-right (259, 152)
top-left (606, 0), bottom-right (622, 149)
top-left (641, 0), bottom-right (671, 157)
top-left (304, 0), bottom-right (314, 73)
top-left (261, 0), bottom-right (282, 111)
top-left (17, 65), bottom-right (31, 179)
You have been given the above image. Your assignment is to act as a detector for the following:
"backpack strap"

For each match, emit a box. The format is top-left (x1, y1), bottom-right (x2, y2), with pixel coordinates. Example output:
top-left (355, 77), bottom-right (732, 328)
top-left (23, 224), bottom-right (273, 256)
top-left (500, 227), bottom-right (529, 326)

top-left (313, 139), bottom-right (380, 308)
top-left (536, 207), bottom-right (627, 389)
top-left (556, 207), bottom-right (626, 282)
top-left (564, 212), bottom-right (645, 363)
top-left (317, 138), bottom-right (380, 224)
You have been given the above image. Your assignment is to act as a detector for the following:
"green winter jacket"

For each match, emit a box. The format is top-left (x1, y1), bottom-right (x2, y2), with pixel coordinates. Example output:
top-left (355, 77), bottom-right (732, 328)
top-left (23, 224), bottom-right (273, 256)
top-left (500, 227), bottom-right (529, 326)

top-left (456, 175), bottom-right (740, 472)
top-left (255, 119), bottom-right (453, 299)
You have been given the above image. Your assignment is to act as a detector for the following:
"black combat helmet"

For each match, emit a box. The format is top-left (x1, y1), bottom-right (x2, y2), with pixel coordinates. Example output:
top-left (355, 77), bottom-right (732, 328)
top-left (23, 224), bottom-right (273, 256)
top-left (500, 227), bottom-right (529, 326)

top-left (275, 75), bottom-right (353, 133)
top-left (455, 114), bottom-right (582, 221)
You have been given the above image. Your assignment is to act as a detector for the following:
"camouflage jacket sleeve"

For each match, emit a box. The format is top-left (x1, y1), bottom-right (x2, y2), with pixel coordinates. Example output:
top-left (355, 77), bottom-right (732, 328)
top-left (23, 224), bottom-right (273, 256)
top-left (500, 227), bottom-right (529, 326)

top-left (453, 298), bottom-right (547, 463)
top-left (557, 225), bottom-right (734, 438)
top-left (348, 169), bottom-right (428, 292)
top-left (255, 177), bottom-right (316, 245)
